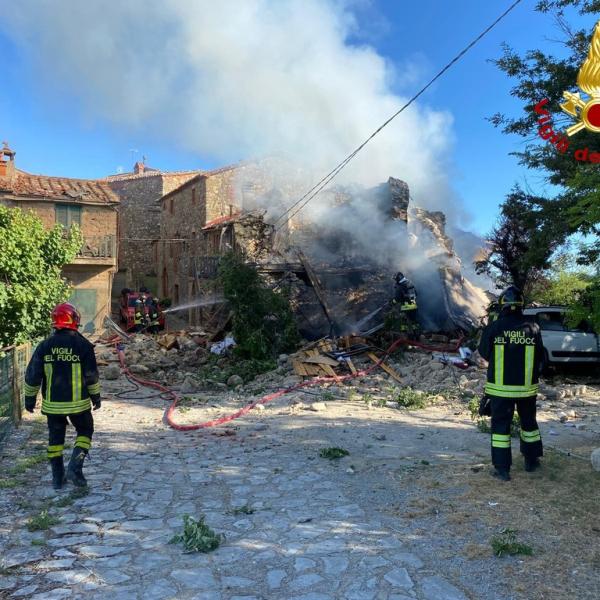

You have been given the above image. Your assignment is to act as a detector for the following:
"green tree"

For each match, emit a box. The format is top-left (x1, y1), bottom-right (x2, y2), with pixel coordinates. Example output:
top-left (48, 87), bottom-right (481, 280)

top-left (218, 252), bottom-right (299, 359)
top-left (475, 187), bottom-right (567, 294)
top-left (491, 0), bottom-right (600, 260)
top-left (0, 206), bottom-right (83, 347)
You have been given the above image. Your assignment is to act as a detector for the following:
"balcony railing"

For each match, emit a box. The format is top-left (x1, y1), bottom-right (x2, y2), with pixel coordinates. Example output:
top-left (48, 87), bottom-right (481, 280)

top-left (77, 235), bottom-right (117, 259)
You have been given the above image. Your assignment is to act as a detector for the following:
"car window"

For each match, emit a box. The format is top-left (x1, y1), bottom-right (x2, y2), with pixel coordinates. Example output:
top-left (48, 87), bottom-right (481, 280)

top-left (537, 312), bottom-right (566, 331)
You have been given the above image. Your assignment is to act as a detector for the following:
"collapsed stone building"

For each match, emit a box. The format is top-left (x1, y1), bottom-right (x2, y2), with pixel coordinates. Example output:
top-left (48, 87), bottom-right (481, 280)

top-left (157, 158), bottom-right (489, 337)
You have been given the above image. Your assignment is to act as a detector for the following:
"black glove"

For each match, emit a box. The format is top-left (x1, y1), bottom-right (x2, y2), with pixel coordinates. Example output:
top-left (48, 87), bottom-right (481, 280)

top-left (25, 397), bottom-right (36, 413)
top-left (478, 395), bottom-right (491, 417)
top-left (92, 398), bottom-right (101, 411)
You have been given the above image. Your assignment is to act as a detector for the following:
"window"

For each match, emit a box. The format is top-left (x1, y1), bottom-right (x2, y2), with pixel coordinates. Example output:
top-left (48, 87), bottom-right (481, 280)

top-left (55, 204), bottom-right (81, 228)
top-left (537, 312), bottom-right (566, 331)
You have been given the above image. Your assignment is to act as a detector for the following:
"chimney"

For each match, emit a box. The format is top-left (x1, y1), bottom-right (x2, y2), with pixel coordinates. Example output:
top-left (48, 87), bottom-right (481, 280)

top-left (133, 161), bottom-right (145, 175)
top-left (0, 142), bottom-right (16, 178)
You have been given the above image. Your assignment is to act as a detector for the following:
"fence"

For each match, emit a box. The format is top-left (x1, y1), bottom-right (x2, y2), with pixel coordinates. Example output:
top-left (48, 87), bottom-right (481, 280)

top-left (0, 343), bottom-right (32, 443)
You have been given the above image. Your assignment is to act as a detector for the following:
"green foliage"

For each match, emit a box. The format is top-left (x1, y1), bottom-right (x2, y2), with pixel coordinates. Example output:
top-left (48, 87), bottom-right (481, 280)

top-left (26, 509), bottom-right (60, 532)
top-left (531, 268), bottom-right (592, 307)
top-left (30, 539), bottom-right (46, 546)
top-left (319, 447), bottom-right (350, 459)
top-left (395, 387), bottom-right (427, 409)
top-left (568, 276), bottom-right (600, 331)
top-left (0, 206), bottom-right (83, 346)
top-left (218, 252), bottom-right (299, 360)
top-left (468, 398), bottom-right (520, 437)
top-left (54, 486), bottom-right (89, 507)
top-left (475, 188), bottom-right (568, 292)
top-left (9, 453), bottom-right (46, 476)
top-left (198, 354), bottom-right (276, 384)
top-left (169, 514), bottom-right (223, 553)
top-left (491, 1), bottom-right (600, 267)
top-left (231, 504), bottom-right (255, 515)
top-left (491, 528), bottom-right (534, 557)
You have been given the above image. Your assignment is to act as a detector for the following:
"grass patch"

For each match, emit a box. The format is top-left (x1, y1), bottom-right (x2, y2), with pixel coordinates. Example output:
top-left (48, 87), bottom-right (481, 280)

top-left (468, 398), bottom-right (520, 437)
top-left (31, 539), bottom-right (46, 546)
top-left (321, 390), bottom-right (335, 402)
top-left (231, 504), bottom-right (255, 515)
top-left (54, 487), bottom-right (89, 507)
top-left (198, 355), bottom-right (277, 385)
top-left (169, 514), bottom-right (223, 553)
top-left (9, 453), bottom-right (46, 476)
top-left (26, 509), bottom-right (60, 532)
top-left (490, 528), bottom-right (534, 557)
top-left (0, 477), bottom-right (19, 489)
top-left (395, 387), bottom-right (427, 409)
top-left (319, 447), bottom-right (350, 460)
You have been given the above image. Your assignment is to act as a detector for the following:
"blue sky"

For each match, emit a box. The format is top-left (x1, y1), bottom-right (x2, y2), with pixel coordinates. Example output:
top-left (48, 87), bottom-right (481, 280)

top-left (0, 1), bottom-right (593, 234)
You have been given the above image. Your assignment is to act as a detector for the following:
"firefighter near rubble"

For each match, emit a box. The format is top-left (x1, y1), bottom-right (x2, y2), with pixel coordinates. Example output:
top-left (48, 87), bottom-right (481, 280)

top-left (478, 286), bottom-right (544, 481)
top-left (389, 272), bottom-right (419, 336)
top-left (23, 303), bottom-right (101, 489)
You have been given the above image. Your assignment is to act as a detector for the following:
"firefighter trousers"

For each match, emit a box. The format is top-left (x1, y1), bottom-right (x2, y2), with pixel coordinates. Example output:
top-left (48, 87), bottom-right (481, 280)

top-left (47, 410), bottom-right (94, 460)
top-left (490, 396), bottom-right (543, 469)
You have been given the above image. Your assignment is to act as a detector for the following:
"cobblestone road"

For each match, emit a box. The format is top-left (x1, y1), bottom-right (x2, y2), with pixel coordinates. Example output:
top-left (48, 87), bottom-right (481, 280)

top-left (0, 379), bottom-right (475, 600)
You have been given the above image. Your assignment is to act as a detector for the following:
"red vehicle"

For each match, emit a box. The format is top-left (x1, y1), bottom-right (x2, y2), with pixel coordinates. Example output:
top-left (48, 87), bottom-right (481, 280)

top-left (119, 289), bottom-right (165, 332)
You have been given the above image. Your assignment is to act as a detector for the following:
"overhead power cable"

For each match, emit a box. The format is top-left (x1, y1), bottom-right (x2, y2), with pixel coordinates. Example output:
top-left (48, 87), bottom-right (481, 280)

top-left (273, 0), bottom-right (523, 230)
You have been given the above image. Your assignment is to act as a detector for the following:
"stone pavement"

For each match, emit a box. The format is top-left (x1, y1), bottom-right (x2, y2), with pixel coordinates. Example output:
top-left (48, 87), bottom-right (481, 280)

top-left (0, 382), bottom-right (472, 600)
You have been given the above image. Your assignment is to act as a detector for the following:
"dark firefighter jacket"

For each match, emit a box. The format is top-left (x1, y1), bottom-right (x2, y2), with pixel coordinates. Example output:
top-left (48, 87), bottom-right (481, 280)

top-left (24, 330), bottom-right (101, 415)
top-left (394, 279), bottom-right (417, 311)
top-left (478, 312), bottom-right (544, 399)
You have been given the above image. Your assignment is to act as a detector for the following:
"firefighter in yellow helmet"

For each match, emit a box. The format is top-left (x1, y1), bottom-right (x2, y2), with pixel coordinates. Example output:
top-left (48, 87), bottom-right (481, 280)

top-left (478, 286), bottom-right (544, 481)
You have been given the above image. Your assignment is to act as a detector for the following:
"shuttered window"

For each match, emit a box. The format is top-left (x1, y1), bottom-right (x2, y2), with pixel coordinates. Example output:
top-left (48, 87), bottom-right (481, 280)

top-left (55, 204), bottom-right (82, 228)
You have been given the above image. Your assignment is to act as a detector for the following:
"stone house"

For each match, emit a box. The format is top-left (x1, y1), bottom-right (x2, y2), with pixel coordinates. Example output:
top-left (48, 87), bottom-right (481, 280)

top-left (0, 143), bottom-right (119, 332)
top-left (157, 159), bottom-right (306, 324)
top-left (102, 162), bottom-right (200, 293)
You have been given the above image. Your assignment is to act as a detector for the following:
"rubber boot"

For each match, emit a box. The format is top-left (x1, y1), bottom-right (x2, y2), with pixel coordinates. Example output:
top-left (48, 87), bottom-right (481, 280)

top-left (524, 457), bottom-right (541, 472)
top-left (50, 456), bottom-right (66, 490)
top-left (66, 447), bottom-right (88, 487)
top-left (492, 466), bottom-right (511, 481)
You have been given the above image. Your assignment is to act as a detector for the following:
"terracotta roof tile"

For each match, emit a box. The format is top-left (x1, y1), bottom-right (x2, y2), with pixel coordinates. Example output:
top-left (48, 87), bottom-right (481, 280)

top-left (102, 169), bottom-right (201, 182)
top-left (202, 212), bottom-right (242, 230)
top-left (0, 170), bottom-right (119, 204)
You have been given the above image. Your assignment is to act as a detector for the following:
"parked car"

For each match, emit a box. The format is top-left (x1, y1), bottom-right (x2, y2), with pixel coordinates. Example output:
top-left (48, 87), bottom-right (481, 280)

top-left (522, 306), bottom-right (600, 367)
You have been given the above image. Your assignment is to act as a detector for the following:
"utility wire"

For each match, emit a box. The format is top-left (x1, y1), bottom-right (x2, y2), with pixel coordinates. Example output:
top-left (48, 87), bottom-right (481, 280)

top-left (273, 0), bottom-right (524, 230)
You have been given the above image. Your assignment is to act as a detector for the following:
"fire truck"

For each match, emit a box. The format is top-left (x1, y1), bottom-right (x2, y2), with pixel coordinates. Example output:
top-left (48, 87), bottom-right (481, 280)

top-left (118, 289), bottom-right (165, 332)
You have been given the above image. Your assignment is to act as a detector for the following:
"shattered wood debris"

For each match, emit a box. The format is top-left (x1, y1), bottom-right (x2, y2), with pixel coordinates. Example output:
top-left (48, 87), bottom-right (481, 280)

top-left (291, 336), bottom-right (401, 381)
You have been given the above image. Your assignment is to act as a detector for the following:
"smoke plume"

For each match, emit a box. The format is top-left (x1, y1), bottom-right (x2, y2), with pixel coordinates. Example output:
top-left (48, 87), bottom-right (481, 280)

top-left (2, 0), bottom-right (457, 209)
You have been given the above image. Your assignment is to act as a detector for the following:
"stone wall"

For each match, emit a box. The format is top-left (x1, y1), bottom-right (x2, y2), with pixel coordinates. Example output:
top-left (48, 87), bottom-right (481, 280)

top-left (108, 172), bottom-right (199, 292)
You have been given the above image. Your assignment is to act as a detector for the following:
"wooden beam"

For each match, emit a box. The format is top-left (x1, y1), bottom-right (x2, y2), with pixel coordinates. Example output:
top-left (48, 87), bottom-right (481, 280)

top-left (367, 352), bottom-right (403, 384)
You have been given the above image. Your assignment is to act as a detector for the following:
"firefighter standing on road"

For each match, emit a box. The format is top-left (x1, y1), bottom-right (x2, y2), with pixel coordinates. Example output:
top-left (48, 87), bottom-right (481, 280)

top-left (23, 303), bottom-right (101, 489)
top-left (478, 286), bottom-right (544, 481)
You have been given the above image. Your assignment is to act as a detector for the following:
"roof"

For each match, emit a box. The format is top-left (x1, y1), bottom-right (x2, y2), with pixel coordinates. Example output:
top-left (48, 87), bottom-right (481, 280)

top-left (160, 161), bottom-right (248, 203)
top-left (202, 212), bottom-right (242, 230)
top-left (0, 169), bottom-right (119, 205)
top-left (102, 169), bottom-right (201, 182)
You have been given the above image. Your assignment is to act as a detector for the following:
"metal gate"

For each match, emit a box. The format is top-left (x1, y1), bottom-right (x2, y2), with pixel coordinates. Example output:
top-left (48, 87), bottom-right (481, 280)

top-left (0, 343), bottom-right (32, 442)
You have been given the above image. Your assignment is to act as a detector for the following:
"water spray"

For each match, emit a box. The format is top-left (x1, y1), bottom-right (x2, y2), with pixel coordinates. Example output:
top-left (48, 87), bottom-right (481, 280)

top-left (162, 296), bottom-right (226, 314)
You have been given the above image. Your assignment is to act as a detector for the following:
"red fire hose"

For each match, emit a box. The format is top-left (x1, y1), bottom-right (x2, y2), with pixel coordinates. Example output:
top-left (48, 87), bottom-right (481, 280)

top-left (113, 336), bottom-right (463, 432)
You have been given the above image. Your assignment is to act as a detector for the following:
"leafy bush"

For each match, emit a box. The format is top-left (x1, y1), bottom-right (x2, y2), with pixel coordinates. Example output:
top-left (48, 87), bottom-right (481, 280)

top-left (319, 447), bottom-right (350, 459)
top-left (0, 206), bottom-right (83, 346)
top-left (395, 387), bottom-right (427, 409)
top-left (27, 509), bottom-right (60, 532)
top-left (198, 354), bottom-right (276, 384)
top-left (218, 252), bottom-right (299, 360)
top-left (490, 528), bottom-right (533, 557)
top-left (169, 514), bottom-right (223, 553)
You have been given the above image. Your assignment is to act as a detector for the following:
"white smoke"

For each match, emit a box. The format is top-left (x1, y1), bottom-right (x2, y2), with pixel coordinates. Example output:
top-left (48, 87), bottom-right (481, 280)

top-left (2, 0), bottom-right (457, 210)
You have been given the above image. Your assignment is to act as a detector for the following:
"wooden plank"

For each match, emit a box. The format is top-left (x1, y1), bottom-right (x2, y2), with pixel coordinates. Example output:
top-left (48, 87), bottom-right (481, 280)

top-left (293, 360), bottom-right (309, 377)
top-left (367, 352), bottom-right (403, 383)
top-left (301, 355), bottom-right (339, 367)
top-left (307, 349), bottom-right (338, 379)
top-left (346, 357), bottom-right (358, 375)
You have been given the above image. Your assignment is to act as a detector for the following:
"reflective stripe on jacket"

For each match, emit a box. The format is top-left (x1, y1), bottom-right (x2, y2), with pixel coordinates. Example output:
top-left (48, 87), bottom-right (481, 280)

top-left (478, 312), bottom-right (543, 399)
top-left (24, 330), bottom-right (100, 415)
